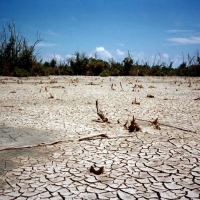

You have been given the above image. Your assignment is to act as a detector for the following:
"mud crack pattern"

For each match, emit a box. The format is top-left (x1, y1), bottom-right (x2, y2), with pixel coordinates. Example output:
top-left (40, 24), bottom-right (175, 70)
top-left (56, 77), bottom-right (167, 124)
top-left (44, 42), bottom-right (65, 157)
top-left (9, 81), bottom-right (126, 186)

top-left (0, 76), bottom-right (200, 199)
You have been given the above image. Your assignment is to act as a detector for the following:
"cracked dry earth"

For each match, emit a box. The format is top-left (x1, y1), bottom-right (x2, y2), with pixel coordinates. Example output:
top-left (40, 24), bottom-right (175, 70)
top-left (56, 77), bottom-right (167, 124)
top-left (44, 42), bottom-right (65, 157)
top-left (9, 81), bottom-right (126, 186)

top-left (0, 76), bottom-right (200, 200)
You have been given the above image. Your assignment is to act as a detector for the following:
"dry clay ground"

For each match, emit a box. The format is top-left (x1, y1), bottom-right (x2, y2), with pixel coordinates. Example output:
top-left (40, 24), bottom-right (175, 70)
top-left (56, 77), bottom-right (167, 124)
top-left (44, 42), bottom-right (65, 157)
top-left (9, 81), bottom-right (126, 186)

top-left (0, 76), bottom-right (200, 200)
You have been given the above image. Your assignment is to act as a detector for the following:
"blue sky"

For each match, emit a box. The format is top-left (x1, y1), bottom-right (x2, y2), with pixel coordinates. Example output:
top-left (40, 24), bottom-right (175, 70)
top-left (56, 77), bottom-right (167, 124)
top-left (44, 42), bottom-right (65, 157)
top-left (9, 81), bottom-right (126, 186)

top-left (1, 0), bottom-right (200, 67)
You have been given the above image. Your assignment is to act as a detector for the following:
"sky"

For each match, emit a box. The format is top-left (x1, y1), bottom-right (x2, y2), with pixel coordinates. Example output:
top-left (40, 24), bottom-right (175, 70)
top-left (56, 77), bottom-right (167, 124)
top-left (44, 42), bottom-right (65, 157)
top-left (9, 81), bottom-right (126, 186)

top-left (1, 0), bottom-right (200, 67)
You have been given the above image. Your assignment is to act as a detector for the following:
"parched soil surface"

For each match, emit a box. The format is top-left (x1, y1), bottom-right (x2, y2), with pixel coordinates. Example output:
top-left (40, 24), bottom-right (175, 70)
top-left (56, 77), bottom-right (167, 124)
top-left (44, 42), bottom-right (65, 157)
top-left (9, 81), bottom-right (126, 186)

top-left (0, 76), bottom-right (200, 199)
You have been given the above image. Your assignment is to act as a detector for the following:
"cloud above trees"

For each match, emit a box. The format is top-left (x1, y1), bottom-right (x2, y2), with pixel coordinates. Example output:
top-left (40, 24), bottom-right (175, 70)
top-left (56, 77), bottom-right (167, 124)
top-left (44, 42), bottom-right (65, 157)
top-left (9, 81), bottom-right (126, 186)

top-left (116, 49), bottom-right (125, 56)
top-left (95, 47), bottom-right (112, 60)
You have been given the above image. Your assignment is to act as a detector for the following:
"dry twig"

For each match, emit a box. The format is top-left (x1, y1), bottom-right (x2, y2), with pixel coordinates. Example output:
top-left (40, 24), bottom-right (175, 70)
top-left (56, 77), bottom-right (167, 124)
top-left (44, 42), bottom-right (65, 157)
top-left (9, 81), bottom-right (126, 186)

top-left (96, 100), bottom-right (108, 122)
top-left (120, 82), bottom-right (124, 91)
top-left (49, 93), bottom-right (54, 99)
top-left (124, 120), bottom-right (128, 130)
top-left (79, 134), bottom-right (108, 141)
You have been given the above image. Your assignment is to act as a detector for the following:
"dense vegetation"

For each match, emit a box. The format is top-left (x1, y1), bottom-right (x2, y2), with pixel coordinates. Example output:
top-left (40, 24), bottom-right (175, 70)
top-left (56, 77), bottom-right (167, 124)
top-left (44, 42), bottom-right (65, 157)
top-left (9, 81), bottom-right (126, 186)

top-left (1, 21), bottom-right (200, 77)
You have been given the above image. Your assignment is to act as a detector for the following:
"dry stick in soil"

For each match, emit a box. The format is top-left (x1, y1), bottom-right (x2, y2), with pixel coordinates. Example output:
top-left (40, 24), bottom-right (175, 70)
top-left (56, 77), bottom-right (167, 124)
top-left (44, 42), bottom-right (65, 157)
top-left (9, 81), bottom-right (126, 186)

top-left (111, 83), bottom-right (115, 90)
top-left (151, 117), bottom-right (161, 130)
top-left (124, 120), bottom-right (128, 130)
top-left (132, 98), bottom-right (140, 105)
top-left (49, 93), bottom-right (54, 99)
top-left (128, 115), bottom-right (141, 132)
top-left (120, 82), bottom-right (124, 91)
top-left (96, 100), bottom-right (109, 122)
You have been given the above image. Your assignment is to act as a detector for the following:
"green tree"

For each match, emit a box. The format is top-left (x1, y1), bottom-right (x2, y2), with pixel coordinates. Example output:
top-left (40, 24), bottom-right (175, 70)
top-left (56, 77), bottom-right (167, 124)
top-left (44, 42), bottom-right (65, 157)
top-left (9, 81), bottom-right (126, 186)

top-left (149, 65), bottom-right (161, 76)
top-left (123, 51), bottom-right (133, 75)
top-left (49, 57), bottom-right (57, 68)
top-left (176, 62), bottom-right (189, 76)
top-left (68, 52), bottom-right (89, 75)
top-left (87, 57), bottom-right (109, 75)
top-left (0, 20), bottom-right (42, 76)
top-left (109, 58), bottom-right (123, 76)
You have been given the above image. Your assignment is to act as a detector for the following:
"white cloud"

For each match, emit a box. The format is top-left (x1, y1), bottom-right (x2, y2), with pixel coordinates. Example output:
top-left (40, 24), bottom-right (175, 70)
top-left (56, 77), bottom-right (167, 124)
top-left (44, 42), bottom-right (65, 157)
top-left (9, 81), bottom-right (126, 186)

top-left (166, 29), bottom-right (193, 33)
top-left (95, 47), bottom-right (112, 60)
top-left (54, 54), bottom-right (64, 61)
top-left (116, 49), bottom-right (125, 56)
top-left (171, 55), bottom-right (182, 66)
top-left (167, 36), bottom-right (200, 45)
top-left (162, 53), bottom-right (169, 59)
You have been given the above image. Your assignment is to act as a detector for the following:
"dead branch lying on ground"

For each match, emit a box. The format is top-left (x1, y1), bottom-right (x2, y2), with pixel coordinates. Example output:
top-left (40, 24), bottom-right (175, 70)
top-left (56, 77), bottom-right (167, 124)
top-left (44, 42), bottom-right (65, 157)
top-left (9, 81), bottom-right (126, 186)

top-left (147, 94), bottom-right (154, 98)
top-left (136, 118), bottom-right (197, 133)
top-left (79, 134), bottom-right (108, 141)
top-left (90, 166), bottom-right (104, 175)
top-left (96, 100), bottom-right (109, 122)
top-left (0, 140), bottom-right (70, 151)
top-left (50, 85), bottom-right (65, 88)
top-left (86, 82), bottom-right (100, 85)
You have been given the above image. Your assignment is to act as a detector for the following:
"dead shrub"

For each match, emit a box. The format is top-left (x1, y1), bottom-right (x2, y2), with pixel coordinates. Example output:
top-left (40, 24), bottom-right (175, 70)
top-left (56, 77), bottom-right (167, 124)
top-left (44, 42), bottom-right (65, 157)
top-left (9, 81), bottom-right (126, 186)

top-left (124, 115), bottom-right (141, 132)
top-left (151, 117), bottom-right (161, 130)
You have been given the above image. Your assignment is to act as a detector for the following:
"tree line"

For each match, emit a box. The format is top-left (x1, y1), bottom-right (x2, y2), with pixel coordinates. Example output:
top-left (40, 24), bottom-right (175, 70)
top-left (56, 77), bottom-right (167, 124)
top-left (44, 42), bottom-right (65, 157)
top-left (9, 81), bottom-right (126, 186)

top-left (0, 21), bottom-right (200, 77)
